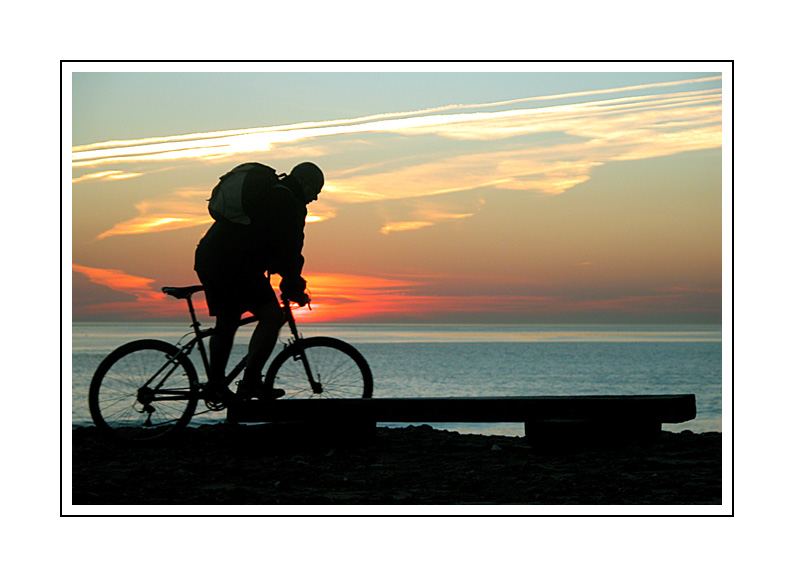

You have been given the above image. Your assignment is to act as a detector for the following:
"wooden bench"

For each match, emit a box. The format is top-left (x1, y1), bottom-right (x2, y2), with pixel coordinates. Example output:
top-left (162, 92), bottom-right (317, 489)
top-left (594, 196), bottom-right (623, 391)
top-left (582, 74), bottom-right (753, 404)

top-left (226, 394), bottom-right (696, 446)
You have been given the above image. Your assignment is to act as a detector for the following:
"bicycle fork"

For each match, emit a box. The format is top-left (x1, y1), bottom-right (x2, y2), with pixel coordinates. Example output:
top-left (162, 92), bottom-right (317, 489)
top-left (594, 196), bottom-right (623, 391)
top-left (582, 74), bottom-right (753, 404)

top-left (291, 344), bottom-right (323, 395)
top-left (283, 301), bottom-right (323, 395)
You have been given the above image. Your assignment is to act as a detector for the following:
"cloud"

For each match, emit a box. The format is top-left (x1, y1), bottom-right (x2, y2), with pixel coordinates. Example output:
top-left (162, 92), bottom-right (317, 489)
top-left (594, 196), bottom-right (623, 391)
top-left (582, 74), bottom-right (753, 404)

top-left (71, 264), bottom-right (720, 323)
top-left (380, 206), bottom-right (476, 235)
top-left (329, 151), bottom-right (605, 203)
top-left (94, 189), bottom-right (334, 239)
top-left (326, 90), bottom-right (720, 201)
top-left (305, 89), bottom-right (721, 206)
top-left (72, 263), bottom-right (203, 319)
top-left (297, 272), bottom-right (699, 323)
top-left (69, 267), bottom-right (415, 321)
top-left (73, 263), bottom-right (167, 306)
top-left (96, 215), bottom-right (212, 239)
top-left (95, 188), bottom-right (213, 239)
top-left (380, 221), bottom-right (435, 234)
top-left (73, 263), bottom-right (156, 291)
top-left (71, 170), bottom-right (142, 184)
top-left (305, 208), bottom-right (337, 224)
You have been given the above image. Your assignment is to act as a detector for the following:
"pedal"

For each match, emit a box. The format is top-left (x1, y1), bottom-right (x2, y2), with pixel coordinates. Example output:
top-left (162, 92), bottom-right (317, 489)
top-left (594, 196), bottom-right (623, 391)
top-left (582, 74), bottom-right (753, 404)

top-left (205, 398), bottom-right (226, 411)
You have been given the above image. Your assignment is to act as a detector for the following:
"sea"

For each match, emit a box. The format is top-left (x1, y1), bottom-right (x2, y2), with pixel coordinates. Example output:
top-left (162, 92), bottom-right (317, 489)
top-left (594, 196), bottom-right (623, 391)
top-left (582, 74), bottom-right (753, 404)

top-left (70, 322), bottom-right (724, 437)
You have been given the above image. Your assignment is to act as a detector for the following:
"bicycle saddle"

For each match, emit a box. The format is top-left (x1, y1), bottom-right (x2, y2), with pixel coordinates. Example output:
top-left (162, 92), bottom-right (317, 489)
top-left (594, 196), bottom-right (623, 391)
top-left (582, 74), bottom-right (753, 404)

top-left (162, 285), bottom-right (205, 299)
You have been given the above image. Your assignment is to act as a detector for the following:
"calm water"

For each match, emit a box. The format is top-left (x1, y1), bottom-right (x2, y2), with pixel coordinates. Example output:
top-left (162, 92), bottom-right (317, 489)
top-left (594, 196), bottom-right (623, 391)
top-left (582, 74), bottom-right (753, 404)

top-left (70, 322), bottom-right (722, 436)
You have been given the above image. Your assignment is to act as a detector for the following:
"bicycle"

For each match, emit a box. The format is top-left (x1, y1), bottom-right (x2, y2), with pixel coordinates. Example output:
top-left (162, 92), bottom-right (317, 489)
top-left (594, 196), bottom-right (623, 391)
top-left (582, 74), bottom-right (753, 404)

top-left (88, 285), bottom-right (373, 443)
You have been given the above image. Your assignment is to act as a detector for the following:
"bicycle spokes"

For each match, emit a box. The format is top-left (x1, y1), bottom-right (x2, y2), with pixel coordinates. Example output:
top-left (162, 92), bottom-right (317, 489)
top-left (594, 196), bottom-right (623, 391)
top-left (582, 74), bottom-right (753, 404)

top-left (266, 337), bottom-right (372, 399)
top-left (89, 340), bottom-right (199, 442)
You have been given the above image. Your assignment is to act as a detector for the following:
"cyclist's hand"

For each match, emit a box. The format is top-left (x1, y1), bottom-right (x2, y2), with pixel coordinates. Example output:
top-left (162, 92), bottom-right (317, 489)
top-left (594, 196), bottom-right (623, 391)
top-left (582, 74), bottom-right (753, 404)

top-left (283, 290), bottom-right (310, 307)
top-left (279, 276), bottom-right (308, 306)
top-left (295, 293), bottom-right (311, 307)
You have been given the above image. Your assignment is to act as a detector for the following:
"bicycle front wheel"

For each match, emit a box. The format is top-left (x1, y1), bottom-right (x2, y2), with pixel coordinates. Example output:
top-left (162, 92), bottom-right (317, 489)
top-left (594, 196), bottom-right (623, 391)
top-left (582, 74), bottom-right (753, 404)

top-left (264, 337), bottom-right (373, 399)
top-left (88, 339), bottom-right (199, 443)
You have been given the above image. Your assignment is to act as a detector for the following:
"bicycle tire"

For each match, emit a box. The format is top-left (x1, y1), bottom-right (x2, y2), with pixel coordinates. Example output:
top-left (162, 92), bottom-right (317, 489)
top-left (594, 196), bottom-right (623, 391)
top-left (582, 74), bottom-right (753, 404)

top-left (264, 336), bottom-right (373, 399)
top-left (88, 339), bottom-right (199, 443)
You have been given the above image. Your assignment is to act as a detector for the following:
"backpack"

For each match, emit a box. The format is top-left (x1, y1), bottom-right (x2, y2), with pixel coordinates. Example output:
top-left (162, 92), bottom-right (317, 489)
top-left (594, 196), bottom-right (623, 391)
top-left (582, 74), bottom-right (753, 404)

top-left (208, 162), bottom-right (283, 224)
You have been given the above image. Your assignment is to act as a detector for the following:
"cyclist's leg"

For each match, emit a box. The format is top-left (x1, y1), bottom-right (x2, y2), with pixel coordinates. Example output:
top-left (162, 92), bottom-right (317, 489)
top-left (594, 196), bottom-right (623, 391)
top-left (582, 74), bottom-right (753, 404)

top-left (199, 277), bottom-right (242, 384)
top-left (196, 253), bottom-right (239, 385)
top-left (242, 300), bottom-right (284, 385)
top-left (209, 312), bottom-right (241, 383)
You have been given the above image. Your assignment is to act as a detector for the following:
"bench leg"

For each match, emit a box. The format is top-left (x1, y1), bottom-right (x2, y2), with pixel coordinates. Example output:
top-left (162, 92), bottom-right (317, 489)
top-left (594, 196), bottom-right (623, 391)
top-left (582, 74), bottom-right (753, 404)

top-left (525, 419), bottom-right (661, 450)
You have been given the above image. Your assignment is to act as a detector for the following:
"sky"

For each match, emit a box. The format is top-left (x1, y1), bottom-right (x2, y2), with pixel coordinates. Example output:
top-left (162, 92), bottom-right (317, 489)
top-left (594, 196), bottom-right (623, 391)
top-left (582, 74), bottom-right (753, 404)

top-left (69, 64), bottom-right (725, 324)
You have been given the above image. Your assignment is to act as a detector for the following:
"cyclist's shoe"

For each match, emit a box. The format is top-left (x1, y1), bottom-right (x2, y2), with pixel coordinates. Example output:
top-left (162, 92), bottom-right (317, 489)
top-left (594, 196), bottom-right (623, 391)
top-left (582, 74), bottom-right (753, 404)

top-left (236, 380), bottom-right (285, 401)
top-left (202, 382), bottom-right (230, 408)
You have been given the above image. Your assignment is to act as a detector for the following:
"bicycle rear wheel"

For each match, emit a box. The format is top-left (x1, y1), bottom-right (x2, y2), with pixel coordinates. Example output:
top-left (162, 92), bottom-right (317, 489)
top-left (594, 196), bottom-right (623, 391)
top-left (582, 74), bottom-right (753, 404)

top-left (88, 339), bottom-right (199, 443)
top-left (264, 336), bottom-right (373, 399)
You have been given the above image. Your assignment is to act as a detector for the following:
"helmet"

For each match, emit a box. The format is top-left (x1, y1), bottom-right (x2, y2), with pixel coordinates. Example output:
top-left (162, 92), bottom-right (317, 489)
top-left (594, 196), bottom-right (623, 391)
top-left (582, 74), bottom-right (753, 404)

top-left (290, 162), bottom-right (324, 199)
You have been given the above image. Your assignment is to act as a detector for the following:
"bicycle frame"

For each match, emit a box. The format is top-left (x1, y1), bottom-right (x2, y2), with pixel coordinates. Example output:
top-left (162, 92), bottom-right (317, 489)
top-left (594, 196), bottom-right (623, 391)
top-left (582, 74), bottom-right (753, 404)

top-left (168, 287), bottom-right (321, 394)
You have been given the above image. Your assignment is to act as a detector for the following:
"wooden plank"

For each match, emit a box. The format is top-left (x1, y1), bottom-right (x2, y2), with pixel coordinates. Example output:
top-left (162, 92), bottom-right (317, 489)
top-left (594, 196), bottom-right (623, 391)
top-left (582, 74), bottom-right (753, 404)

top-left (227, 394), bottom-right (696, 425)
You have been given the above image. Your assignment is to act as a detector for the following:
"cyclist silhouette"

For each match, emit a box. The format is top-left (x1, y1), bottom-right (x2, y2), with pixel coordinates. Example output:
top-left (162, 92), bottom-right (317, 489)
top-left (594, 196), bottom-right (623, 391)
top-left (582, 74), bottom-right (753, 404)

top-left (194, 161), bottom-right (324, 402)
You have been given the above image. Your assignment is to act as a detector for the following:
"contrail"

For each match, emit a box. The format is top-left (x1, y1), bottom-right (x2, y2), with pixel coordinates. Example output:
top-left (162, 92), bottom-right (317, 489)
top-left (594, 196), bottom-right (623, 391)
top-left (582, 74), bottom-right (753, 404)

top-left (72, 75), bottom-right (721, 168)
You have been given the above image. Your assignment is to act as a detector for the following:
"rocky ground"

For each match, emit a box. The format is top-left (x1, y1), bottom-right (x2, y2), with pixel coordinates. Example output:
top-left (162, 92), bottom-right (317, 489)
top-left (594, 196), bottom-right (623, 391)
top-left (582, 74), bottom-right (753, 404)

top-left (71, 422), bottom-right (721, 507)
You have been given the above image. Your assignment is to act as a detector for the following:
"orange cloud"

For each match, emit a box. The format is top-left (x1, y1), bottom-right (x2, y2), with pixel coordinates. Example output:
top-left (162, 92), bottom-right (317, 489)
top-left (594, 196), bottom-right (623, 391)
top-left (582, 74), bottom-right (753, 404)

top-left (95, 189), bottom-right (214, 239)
top-left (94, 187), bottom-right (332, 239)
top-left (72, 267), bottom-right (427, 322)
top-left (294, 273), bottom-right (420, 322)
top-left (97, 215), bottom-right (213, 239)
top-left (72, 263), bottom-right (182, 318)
top-left (290, 272), bottom-right (563, 323)
top-left (71, 264), bottom-right (720, 323)
top-left (306, 208), bottom-right (336, 224)
top-left (292, 273), bottom-right (721, 323)
top-left (380, 221), bottom-right (434, 234)
top-left (380, 211), bottom-right (475, 235)
top-left (73, 263), bottom-right (159, 296)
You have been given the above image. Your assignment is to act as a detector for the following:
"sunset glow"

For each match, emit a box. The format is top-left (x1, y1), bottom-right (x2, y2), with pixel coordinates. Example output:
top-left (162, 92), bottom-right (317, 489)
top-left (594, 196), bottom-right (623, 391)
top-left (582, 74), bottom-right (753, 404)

top-left (70, 67), bottom-right (724, 324)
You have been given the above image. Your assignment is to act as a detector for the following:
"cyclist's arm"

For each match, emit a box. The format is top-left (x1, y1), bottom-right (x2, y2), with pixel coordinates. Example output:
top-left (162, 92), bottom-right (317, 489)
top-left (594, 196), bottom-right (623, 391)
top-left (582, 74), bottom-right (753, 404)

top-left (266, 187), bottom-right (306, 282)
top-left (243, 177), bottom-right (307, 289)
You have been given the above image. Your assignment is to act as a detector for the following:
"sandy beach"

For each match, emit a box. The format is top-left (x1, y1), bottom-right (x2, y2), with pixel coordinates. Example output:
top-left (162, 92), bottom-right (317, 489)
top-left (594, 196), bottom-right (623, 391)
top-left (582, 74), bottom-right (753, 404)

top-left (71, 423), bottom-right (721, 506)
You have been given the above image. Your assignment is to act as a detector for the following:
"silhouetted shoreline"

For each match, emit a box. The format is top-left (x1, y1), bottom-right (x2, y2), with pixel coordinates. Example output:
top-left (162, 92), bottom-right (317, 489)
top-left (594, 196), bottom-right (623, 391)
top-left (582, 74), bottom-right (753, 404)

top-left (71, 423), bottom-right (721, 506)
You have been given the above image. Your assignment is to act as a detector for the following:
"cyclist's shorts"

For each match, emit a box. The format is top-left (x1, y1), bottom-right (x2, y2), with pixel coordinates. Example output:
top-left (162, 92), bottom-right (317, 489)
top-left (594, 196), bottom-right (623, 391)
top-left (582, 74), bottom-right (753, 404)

top-left (194, 252), bottom-right (275, 318)
top-left (196, 267), bottom-right (277, 317)
top-left (194, 226), bottom-right (278, 317)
